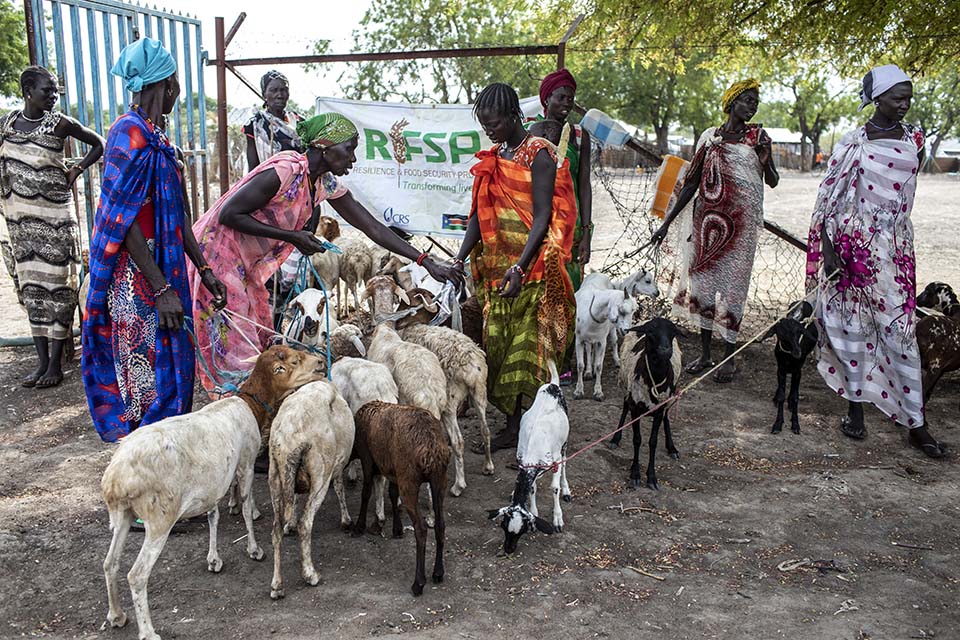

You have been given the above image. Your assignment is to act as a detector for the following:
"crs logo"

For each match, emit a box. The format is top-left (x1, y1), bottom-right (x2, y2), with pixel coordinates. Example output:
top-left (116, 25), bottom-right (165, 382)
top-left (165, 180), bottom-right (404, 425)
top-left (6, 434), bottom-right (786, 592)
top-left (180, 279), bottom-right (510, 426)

top-left (382, 207), bottom-right (410, 225)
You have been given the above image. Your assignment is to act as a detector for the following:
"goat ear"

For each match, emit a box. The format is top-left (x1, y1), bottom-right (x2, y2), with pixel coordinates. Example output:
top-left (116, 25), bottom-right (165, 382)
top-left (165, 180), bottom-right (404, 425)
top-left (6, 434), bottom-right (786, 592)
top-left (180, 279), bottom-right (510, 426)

top-left (487, 508), bottom-right (506, 521)
top-left (533, 516), bottom-right (556, 535)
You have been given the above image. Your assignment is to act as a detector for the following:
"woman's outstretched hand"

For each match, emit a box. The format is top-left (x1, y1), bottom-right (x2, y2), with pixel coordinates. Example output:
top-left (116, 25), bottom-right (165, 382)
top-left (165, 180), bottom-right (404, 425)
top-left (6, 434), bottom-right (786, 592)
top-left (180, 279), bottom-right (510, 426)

top-left (288, 230), bottom-right (328, 256)
top-left (424, 256), bottom-right (464, 289)
top-left (201, 271), bottom-right (228, 310)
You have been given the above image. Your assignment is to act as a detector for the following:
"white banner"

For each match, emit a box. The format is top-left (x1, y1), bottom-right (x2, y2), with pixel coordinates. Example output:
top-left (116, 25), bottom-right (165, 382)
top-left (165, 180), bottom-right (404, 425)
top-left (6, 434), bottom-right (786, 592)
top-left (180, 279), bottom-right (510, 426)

top-left (315, 95), bottom-right (542, 237)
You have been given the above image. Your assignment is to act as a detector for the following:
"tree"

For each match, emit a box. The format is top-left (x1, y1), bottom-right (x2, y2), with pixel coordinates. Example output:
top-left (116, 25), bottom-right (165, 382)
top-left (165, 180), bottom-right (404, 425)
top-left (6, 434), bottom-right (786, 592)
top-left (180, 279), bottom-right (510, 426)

top-left (778, 64), bottom-right (856, 170)
top-left (333, 0), bottom-right (550, 104)
top-left (0, 0), bottom-right (28, 97)
top-left (910, 63), bottom-right (960, 171)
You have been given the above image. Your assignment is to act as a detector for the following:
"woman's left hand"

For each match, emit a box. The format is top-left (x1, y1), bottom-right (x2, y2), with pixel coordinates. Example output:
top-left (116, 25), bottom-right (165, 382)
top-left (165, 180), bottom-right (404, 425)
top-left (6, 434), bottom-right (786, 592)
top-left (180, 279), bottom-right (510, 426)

top-left (578, 233), bottom-right (592, 266)
top-left (201, 270), bottom-right (228, 310)
top-left (497, 267), bottom-right (523, 298)
top-left (65, 166), bottom-right (83, 186)
top-left (756, 132), bottom-right (772, 166)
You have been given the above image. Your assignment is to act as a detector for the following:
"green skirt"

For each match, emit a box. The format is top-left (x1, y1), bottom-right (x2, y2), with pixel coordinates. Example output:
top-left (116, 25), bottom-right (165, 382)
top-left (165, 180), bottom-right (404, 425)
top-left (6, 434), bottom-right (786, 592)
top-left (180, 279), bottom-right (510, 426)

top-left (482, 281), bottom-right (571, 414)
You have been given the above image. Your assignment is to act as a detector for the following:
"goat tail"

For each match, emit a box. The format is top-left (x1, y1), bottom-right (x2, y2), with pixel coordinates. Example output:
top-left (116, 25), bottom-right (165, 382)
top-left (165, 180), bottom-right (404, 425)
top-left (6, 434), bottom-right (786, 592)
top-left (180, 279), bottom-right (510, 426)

top-left (279, 443), bottom-right (310, 526)
top-left (546, 358), bottom-right (560, 387)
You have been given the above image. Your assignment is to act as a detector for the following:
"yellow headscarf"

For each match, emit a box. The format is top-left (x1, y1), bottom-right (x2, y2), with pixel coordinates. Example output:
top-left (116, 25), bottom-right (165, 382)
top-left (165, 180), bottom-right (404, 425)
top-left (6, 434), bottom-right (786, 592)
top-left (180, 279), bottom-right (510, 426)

top-left (721, 78), bottom-right (760, 113)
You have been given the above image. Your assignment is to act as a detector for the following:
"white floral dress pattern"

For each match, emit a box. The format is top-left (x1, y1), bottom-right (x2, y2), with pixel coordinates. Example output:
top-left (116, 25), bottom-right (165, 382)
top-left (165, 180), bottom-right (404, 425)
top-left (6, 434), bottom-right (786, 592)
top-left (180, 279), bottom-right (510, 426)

top-left (806, 123), bottom-right (926, 427)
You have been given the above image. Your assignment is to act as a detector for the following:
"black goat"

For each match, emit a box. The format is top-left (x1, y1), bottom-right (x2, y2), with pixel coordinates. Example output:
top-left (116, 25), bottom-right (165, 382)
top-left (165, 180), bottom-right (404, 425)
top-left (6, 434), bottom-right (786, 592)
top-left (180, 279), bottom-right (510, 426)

top-left (766, 301), bottom-right (818, 434)
top-left (608, 317), bottom-right (683, 490)
top-left (916, 282), bottom-right (959, 317)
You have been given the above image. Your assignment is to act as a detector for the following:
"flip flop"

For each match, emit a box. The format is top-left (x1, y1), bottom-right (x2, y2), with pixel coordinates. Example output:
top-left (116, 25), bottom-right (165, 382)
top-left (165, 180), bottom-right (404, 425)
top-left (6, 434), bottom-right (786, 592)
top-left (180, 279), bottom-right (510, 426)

top-left (21, 372), bottom-right (42, 388)
top-left (909, 431), bottom-right (947, 459)
top-left (840, 416), bottom-right (867, 440)
top-left (684, 358), bottom-right (716, 375)
top-left (35, 372), bottom-right (64, 388)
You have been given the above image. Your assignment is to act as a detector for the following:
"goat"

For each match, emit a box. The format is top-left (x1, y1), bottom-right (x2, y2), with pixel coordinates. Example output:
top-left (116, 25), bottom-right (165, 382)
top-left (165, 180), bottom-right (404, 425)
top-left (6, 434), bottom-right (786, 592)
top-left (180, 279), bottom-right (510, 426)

top-left (488, 360), bottom-right (568, 554)
top-left (308, 216), bottom-right (342, 299)
top-left (395, 290), bottom-right (484, 348)
top-left (352, 401), bottom-right (449, 596)
top-left (328, 323), bottom-right (367, 360)
top-left (399, 323), bottom-right (492, 477)
top-left (268, 380), bottom-right (355, 600)
top-left (581, 269), bottom-right (660, 299)
top-left (364, 276), bottom-right (466, 496)
top-left (917, 313), bottom-right (960, 406)
top-left (284, 287), bottom-right (338, 348)
top-left (765, 301), bottom-right (817, 434)
top-left (916, 282), bottom-right (960, 317)
top-left (573, 288), bottom-right (637, 401)
top-left (101, 346), bottom-right (324, 640)
top-left (337, 238), bottom-right (375, 316)
top-left (378, 254), bottom-right (416, 291)
top-left (608, 318), bottom-right (683, 490)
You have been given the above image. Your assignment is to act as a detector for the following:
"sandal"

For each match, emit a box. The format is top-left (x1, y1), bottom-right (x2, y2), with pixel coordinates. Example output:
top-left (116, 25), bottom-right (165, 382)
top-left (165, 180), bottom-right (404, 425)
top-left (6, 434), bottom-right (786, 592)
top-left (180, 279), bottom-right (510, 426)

top-left (712, 360), bottom-right (738, 384)
top-left (559, 371), bottom-right (573, 387)
top-left (36, 372), bottom-right (64, 389)
top-left (21, 372), bottom-right (42, 388)
top-left (909, 429), bottom-right (947, 459)
top-left (840, 416), bottom-right (867, 440)
top-left (685, 357), bottom-right (716, 375)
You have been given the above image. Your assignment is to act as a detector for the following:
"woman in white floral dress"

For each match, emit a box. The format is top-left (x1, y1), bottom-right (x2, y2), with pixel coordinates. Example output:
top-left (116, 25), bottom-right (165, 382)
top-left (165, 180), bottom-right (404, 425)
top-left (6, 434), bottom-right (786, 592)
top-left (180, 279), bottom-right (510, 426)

top-left (806, 64), bottom-right (945, 458)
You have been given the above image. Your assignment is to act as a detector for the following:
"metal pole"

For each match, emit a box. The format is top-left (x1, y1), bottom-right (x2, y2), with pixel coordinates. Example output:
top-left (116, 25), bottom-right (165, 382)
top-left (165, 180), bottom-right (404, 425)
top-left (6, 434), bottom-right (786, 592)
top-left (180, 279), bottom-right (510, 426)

top-left (215, 16), bottom-right (229, 195)
top-left (24, 0), bottom-right (37, 66)
top-left (557, 14), bottom-right (585, 70)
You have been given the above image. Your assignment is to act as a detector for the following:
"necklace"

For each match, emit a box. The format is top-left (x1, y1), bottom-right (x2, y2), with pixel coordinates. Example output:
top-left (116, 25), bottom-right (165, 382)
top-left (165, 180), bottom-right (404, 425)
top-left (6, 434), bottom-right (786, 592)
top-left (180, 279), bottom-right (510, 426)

top-left (19, 110), bottom-right (45, 123)
top-left (868, 117), bottom-right (900, 131)
top-left (719, 123), bottom-right (748, 136)
top-left (499, 133), bottom-right (529, 157)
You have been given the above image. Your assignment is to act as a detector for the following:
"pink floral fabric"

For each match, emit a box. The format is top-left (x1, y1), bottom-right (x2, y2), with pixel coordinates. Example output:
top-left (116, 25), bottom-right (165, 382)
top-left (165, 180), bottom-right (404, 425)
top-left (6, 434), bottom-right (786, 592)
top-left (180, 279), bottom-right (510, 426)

top-left (188, 151), bottom-right (346, 394)
top-left (806, 123), bottom-right (925, 427)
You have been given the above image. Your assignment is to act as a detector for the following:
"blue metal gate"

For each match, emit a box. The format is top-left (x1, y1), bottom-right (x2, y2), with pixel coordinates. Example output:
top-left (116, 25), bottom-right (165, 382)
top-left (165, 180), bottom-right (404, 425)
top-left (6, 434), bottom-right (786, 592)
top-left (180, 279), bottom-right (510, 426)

top-left (24, 0), bottom-right (210, 245)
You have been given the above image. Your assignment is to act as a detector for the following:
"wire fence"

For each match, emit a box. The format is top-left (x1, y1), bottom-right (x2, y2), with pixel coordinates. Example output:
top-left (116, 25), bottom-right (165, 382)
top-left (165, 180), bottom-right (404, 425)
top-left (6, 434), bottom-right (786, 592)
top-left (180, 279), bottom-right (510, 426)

top-left (591, 146), bottom-right (807, 335)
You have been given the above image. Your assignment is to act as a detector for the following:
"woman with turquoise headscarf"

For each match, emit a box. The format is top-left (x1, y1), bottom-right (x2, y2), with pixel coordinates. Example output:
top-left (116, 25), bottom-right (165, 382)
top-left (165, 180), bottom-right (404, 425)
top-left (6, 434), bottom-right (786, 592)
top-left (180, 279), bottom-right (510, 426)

top-left (189, 112), bottom-right (460, 394)
top-left (82, 37), bottom-right (227, 442)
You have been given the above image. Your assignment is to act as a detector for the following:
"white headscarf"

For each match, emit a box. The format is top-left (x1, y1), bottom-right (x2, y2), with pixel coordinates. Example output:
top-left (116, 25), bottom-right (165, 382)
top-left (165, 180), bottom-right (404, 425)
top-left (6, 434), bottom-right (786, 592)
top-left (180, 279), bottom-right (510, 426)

top-left (858, 64), bottom-right (912, 112)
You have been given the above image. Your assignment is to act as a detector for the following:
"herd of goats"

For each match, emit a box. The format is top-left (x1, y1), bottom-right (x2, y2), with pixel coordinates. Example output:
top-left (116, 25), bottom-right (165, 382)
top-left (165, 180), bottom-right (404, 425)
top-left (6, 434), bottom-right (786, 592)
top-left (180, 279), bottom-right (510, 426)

top-left (86, 216), bottom-right (960, 640)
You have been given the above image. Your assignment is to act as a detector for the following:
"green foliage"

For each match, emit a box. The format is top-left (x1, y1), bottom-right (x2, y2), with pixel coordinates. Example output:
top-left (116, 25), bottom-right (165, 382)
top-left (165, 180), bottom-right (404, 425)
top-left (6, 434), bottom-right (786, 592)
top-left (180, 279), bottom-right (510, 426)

top-left (0, 0), bottom-right (29, 98)
top-left (910, 62), bottom-right (960, 167)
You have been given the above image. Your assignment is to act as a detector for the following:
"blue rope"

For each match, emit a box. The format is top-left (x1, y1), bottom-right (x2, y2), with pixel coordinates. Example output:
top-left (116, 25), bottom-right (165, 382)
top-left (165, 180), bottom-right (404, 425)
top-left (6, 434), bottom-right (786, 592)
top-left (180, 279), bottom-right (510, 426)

top-left (275, 247), bottom-right (337, 380)
top-left (184, 316), bottom-right (248, 397)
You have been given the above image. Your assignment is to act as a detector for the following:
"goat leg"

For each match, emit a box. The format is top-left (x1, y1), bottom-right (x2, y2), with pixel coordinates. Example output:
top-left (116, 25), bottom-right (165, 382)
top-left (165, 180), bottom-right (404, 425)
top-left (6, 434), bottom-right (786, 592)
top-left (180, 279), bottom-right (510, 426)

top-left (629, 407), bottom-right (643, 488)
top-left (592, 337), bottom-right (606, 402)
top-left (127, 526), bottom-right (171, 640)
top-left (297, 471), bottom-right (330, 587)
top-left (646, 410), bottom-right (663, 491)
top-left (238, 466), bottom-right (264, 561)
top-left (560, 446), bottom-right (572, 502)
top-left (389, 481), bottom-right (404, 539)
top-left (771, 367), bottom-right (787, 434)
top-left (400, 483), bottom-right (428, 596)
top-left (609, 400), bottom-right (630, 449)
top-left (269, 477), bottom-right (286, 600)
top-left (788, 369), bottom-right (802, 434)
top-left (550, 469), bottom-right (564, 533)
top-left (333, 472), bottom-right (352, 531)
top-left (206, 506), bottom-right (223, 573)
top-left (430, 477), bottom-right (446, 584)
top-left (352, 463), bottom-right (374, 537)
top-left (102, 508), bottom-right (133, 629)
top-left (663, 409), bottom-right (680, 460)
top-left (574, 336), bottom-right (586, 399)
top-left (442, 408), bottom-right (467, 497)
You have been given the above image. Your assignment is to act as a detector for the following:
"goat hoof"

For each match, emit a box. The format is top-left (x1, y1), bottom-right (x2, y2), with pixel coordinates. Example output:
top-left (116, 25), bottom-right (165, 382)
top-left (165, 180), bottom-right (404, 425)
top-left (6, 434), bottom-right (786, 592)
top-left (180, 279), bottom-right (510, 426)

top-left (270, 588), bottom-right (285, 600)
top-left (207, 557), bottom-right (223, 573)
top-left (393, 529), bottom-right (404, 539)
top-left (555, 525), bottom-right (563, 533)
top-left (791, 425), bottom-right (801, 434)
top-left (630, 477), bottom-right (643, 489)
top-left (669, 451), bottom-right (680, 460)
top-left (592, 391), bottom-right (605, 402)
top-left (283, 524), bottom-right (296, 537)
top-left (562, 493), bottom-right (572, 503)
top-left (249, 546), bottom-right (265, 561)
top-left (340, 519), bottom-right (352, 532)
top-left (432, 572), bottom-right (444, 584)
top-left (107, 612), bottom-right (127, 628)
top-left (771, 423), bottom-right (783, 434)
top-left (449, 484), bottom-right (464, 497)
top-left (351, 525), bottom-right (365, 538)
top-left (251, 508), bottom-right (262, 521)
top-left (228, 505), bottom-right (241, 516)
top-left (411, 582), bottom-right (424, 597)
top-left (646, 479), bottom-right (660, 491)
top-left (302, 568), bottom-right (321, 586)
top-left (572, 389), bottom-right (584, 399)
top-left (370, 520), bottom-right (383, 536)
top-left (607, 440), bottom-right (620, 450)
top-left (482, 463), bottom-right (495, 476)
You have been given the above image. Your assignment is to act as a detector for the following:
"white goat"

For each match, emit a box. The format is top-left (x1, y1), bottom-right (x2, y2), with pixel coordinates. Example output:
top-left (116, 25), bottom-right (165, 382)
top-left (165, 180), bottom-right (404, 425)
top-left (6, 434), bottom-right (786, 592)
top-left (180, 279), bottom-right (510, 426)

top-left (378, 254), bottom-right (415, 291)
top-left (101, 346), bottom-right (324, 640)
top-left (285, 287), bottom-right (338, 348)
top-left (268, 379), bottom-right (355, 600)
top-left (337, 238), bottom-right (375, 315)
top-left (399, 261), bottom-right (444, 297)
top-left (574, 288), bottom-right (637, 401)
top-left (309, 215), bottom-right (341, 299)
top-left (582, 269), bottom-right (660, 299)
top-left (488, 360), bottom-right (569, 554)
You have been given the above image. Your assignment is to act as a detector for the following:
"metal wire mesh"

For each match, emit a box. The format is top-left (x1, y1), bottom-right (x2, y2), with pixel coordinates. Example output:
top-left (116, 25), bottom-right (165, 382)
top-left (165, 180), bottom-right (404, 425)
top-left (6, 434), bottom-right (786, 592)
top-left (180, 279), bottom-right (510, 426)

top-left (591, 144), bottom-right (807, 334)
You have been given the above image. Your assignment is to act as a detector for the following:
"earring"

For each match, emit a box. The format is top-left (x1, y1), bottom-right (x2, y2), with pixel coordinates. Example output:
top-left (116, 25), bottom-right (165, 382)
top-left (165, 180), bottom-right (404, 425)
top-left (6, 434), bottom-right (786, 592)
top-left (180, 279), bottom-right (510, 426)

top-left (166, 89), bottom-right (173, 97)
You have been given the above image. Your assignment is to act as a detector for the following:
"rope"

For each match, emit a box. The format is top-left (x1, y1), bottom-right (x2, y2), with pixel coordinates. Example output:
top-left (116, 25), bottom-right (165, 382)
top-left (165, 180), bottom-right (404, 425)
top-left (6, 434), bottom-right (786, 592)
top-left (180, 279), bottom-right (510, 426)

top-left (519, 271), bottom-right (835, 475)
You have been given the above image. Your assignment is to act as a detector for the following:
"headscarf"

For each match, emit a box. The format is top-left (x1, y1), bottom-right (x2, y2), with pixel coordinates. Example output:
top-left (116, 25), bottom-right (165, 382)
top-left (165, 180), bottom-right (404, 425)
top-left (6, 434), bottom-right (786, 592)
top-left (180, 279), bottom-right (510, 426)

top-left (260, 70), bottom-right (288, 96)
top-left (540, 68), bottom-right (577, 107)
top-left (110, 37), bottom-right (176, 93)
top-left (296, 113), bottom-right (358, 148)
top-left (721, 78), bottom-right (760, 113)
top-left (858, 64), bottom-right (912, 112)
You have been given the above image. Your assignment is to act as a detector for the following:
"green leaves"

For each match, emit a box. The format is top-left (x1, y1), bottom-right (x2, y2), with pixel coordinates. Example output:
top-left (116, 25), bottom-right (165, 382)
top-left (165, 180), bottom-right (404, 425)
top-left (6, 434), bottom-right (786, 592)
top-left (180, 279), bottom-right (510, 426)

top-left (0, 0), bottom-right (28, 98)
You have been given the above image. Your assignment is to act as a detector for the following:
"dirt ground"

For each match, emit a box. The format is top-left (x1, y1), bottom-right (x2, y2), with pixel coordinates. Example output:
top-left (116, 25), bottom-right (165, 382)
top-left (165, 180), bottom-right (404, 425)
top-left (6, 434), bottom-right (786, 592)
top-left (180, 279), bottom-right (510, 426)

top-left (1, 172), bottom-right (959, 639)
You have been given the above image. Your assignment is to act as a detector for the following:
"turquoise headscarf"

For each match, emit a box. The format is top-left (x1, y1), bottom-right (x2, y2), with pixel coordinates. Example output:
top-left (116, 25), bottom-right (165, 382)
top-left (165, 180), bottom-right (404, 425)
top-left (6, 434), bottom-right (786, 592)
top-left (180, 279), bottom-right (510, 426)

top-left (111, 38), bottom-right (177, 93)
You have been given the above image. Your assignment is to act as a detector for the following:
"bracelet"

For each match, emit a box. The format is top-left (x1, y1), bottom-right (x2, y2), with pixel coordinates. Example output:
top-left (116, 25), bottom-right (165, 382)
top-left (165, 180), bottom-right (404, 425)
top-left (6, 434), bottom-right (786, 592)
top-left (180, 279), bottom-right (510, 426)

top-left (198, 264), bottom-right (213, 275)
top-left (153, 283), bottom-right (172, 299)
top-left (453, 257), bottom-right (465, 267)
top-left (508, 264), bottom-right (525, 279)
top-left (580, 222), bottom-right (595, 232)
top-left (416, 252), bottom-right (429, 266)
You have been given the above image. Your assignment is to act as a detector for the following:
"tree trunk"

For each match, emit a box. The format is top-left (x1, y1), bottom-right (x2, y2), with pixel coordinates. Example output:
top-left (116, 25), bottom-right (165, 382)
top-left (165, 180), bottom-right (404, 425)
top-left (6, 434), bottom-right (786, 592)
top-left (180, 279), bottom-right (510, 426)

top-left (654, 125), bottom-right (669, 156)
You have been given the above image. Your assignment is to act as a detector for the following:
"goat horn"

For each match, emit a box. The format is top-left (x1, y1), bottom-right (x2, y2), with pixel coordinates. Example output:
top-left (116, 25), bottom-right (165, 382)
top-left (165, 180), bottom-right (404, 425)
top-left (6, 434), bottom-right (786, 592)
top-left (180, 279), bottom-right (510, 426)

top-left (350, 335), bottom-right (366, 356)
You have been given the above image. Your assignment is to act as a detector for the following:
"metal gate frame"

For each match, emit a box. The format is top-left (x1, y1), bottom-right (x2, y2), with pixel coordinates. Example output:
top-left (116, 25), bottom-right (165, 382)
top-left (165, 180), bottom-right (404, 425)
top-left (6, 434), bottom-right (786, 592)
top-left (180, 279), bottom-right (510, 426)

top-left (22, 0), bottom-right (210, 244)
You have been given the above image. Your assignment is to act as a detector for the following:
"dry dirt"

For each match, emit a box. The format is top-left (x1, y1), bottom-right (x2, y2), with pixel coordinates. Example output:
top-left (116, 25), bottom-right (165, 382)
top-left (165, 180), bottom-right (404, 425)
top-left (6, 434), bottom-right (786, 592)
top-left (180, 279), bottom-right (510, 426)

top-left (1, 172), bottom-right (958, 640)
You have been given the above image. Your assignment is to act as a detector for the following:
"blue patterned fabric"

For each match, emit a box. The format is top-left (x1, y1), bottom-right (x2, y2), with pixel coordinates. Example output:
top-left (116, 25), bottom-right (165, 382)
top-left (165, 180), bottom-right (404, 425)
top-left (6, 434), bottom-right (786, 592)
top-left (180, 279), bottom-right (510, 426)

top-left (81, 110), bottom-right (194, 442)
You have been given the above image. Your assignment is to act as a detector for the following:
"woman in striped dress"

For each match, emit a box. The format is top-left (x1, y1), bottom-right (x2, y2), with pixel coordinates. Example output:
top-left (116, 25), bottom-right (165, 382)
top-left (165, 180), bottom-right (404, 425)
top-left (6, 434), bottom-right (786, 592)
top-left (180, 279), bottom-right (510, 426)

top-left (0, 66), bottom-right (103, 388)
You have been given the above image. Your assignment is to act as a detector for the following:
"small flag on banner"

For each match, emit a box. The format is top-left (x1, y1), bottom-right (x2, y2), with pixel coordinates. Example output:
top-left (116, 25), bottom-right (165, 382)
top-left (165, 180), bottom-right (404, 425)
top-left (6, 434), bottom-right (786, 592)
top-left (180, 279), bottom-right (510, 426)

top-left (442, 213), bottom-right (468, 230)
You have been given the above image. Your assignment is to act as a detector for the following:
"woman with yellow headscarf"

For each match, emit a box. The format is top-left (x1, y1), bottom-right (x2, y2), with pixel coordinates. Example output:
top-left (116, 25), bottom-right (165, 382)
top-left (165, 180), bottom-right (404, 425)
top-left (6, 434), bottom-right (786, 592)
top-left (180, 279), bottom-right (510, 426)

top-left (651, 78), bottom-right (779, 383)
top-left (188, 112), bottom-right (459, 394)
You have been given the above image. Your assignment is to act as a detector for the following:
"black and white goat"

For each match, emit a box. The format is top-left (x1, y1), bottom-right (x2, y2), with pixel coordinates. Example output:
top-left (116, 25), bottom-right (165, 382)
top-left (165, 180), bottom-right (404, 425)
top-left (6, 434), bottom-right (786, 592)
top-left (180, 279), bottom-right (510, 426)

top-left (488, 360), bottom-right (570, 554)
top-left (916, 281), bottom-right (959, 317)
top-left (609, 318), bottom-right (683, 490)
top-left (765, 301), bottom-right (818, 434)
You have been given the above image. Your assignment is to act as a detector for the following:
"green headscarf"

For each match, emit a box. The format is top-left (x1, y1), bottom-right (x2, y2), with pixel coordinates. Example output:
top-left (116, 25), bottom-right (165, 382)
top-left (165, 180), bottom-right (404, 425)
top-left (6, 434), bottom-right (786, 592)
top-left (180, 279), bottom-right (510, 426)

top-left (296, 113), bottom-right (358, 148)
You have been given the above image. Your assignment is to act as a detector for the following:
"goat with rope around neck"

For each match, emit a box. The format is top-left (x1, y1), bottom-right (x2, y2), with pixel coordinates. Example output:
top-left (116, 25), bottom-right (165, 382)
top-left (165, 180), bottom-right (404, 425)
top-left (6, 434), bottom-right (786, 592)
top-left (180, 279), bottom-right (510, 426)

top-left (762, 300), bottom-right (817, 434)
top-left (608, 317), bottom-right (684, 490)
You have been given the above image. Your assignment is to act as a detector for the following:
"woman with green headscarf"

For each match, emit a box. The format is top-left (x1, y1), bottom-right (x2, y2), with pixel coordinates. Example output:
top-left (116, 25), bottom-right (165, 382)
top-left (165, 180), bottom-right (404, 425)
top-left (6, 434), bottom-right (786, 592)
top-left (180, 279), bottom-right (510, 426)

top-left (188, 112), bottom-right (458, 394)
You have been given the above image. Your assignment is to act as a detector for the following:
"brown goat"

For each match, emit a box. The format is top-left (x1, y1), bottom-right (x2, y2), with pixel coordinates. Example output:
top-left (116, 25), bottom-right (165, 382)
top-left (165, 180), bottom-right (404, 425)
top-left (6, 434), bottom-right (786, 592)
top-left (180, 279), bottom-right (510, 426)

top-left (917, 314), bottom-right (960, 406)
top-left (352, 401), bottom-right (449, 596)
